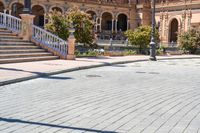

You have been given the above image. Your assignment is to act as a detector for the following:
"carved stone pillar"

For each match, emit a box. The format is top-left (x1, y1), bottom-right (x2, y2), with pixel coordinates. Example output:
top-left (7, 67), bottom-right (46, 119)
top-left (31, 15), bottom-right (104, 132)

top-left (182, 10), bottom-right (186, 32)
top-left (187, 9), bottom-right (192, 31)
top-left (159, 12), bottom-right (164, 43)
top-left (163, 11), bottom-right (168, 44)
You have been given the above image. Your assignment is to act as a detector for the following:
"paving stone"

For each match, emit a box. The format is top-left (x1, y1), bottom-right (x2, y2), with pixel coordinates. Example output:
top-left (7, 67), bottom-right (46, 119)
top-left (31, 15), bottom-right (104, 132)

top-left (0, 59), bottom-right (200, 133)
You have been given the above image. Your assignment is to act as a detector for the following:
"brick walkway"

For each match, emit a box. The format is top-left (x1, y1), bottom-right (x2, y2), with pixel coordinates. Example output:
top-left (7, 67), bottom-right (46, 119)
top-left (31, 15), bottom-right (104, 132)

top-left (0, 58), bottom-right (200, 133)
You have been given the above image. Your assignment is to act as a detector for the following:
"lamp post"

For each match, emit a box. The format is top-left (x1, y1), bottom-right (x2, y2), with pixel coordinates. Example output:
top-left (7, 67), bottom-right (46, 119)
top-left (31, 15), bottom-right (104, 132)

top-left (23, 0), bottom-right (31, 14)
top-left (149, 0), bottom-right (157, 61)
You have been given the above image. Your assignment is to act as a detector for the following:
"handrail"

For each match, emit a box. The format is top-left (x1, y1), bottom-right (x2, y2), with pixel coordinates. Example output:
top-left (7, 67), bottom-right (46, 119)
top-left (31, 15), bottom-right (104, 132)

top-left (0, 12), bottom-right (22, 33)
top-left (32, 25), bottom-right (68, 57)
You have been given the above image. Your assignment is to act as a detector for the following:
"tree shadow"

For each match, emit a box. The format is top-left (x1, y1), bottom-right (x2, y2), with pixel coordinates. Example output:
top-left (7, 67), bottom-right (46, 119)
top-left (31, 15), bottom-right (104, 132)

top-left (0, 117), bottom-right (117, 133)
top-left (0, 67), bottom-right (73, 80)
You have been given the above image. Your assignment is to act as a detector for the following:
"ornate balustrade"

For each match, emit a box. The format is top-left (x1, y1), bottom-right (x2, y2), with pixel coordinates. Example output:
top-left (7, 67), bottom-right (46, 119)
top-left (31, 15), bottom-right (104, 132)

top-left (0, 12), bottom-right (22, 33)
top-left (32, 25), bottom-right (67, 58)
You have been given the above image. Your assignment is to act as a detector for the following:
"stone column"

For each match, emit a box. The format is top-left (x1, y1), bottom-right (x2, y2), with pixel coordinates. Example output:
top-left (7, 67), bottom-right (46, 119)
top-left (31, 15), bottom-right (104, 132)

top-left (3, 9), bottom-right (7, 14)
top-left (9, 10), bottom-right (12, 15)
top-left (112, 19), bottom-right (114, 33)
top-left (66, 28), bottom-right (76, 60)
top-left (115, 19), bottom-right (118, 33)
top-left (127, 19), bottom-right (130, 30)
top-left (100, 17), bottom-right (102, 32)
top-left (44, 13), bottom-right (47, 27)
top-left (95, 18), bottom-right (98, 31)
top-left (19, 14), bottom-right (35, 41)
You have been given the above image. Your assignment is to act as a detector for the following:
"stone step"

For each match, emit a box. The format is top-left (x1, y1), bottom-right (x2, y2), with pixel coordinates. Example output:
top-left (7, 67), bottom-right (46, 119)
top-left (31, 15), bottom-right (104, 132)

top-left (0, 35), bottom-right (21, 39)
top-left (0, 41), bottom-right (34, 45)
top-left (0, 45), bottom-right (40, 49)
top-left (0, 49), bottom-right (46, 54)
top-left (0, 38), bottom-right (28, 42)
top-left (0, 29), bottom-right (12, 33)
top-left (0, 52), bottom-right (53, 59)
top-left (0, 56), bottom-right (59, 64)
top-left (0, 28), bottom-right (61, 63)
top-left (0, 43), bottom-right (34, 46)
top-left (0, 32), bottom-right (17, 36)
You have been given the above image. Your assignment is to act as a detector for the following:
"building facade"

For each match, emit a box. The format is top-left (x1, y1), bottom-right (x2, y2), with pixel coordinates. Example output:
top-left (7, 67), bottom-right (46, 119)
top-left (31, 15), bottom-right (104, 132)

top-left (155, 0), bottom-right (200, 46)
top-left (0, 0), bottom-right (200, 46)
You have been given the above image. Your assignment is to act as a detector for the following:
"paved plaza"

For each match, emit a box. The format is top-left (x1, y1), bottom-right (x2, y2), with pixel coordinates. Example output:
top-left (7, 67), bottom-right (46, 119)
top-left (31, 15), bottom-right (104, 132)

top-left (0, 59), bottom-right (200, 133)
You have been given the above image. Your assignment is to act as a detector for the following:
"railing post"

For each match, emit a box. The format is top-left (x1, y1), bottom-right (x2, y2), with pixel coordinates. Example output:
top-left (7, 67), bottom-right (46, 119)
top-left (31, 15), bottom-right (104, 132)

top-left (19, 14), bottom-right (35, 41)
top-left (66, 27), bottom-right (76, 60)
top-left (3, 10), bottom-right (7, 28)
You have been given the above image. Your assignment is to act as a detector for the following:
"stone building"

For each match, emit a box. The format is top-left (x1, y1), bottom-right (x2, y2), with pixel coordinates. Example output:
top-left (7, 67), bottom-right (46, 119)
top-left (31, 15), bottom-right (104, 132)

top-left (0, 0), bottom-right (200, 46)
top-left (155, 0), bottom-right (200, 46)
top-left (0, 0), bottom-right (151, 39)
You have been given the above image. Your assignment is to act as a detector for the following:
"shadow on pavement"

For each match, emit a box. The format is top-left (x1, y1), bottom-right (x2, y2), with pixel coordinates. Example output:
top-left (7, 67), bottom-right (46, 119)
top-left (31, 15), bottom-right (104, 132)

top-left (0, 117), bottom-right (117, 133)
top-left (0, 67), bottom-right (73, 80)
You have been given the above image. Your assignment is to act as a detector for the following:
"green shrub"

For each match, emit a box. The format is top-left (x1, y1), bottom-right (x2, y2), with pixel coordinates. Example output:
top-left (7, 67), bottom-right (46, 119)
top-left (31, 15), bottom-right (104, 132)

top-left (123, 50), bottom-right (137, 56)
top-left (75, 49), bottom-right (101, 57)
top-left (157, 44), bottom-right (167, 55)
top-left (45, 8), bottom-right (94, 48)
top-left (125, 26), bottom-right (159, 54)
top-left (179, 28), bottom-right (200, 54)
top-left (45, 11), bottom-right (69, 40)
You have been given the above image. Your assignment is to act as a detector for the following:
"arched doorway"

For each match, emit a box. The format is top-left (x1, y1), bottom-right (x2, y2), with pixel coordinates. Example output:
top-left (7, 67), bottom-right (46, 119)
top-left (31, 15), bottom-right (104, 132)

top-left (11, 3), bottom-right (24, 18)
top-left (32, 5), bottom-right (45, 27)
top-left (101, 12), bottom-right (113, 31)
top-left (117, 14), bottom-right (127, 31)
top-left (52, 7), bottom-right (63, 13)
top-left (86, 10), bottom-right (96, 20)
top-left (0, 1), bottom-right (5, 12)
top-left (169, 18), bottom-right (179, 43)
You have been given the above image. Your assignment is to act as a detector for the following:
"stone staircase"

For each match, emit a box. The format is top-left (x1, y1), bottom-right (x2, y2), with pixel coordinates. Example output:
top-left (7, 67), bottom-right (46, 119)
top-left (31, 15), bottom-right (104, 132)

top-left (0, 28), bottom-right (59, 64)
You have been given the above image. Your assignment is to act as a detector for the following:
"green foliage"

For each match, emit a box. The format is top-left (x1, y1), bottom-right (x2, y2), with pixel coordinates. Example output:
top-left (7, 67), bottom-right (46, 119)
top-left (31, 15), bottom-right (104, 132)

top-left (66, 8), bottom-right (94, 47)
top-left (179, 28), bottom-right (200, 54)
top-left (123, 50), bottom-right (137, 56)
top-left (45, 11), bottom-right (69, 40)
top-left (157, 44), bottom-right (166, 55)
top-left (125, 26), bottom-right (159, 53)
top-left (45, 8), bottom-right (94, 48)
top-left (75, 49), bottom-right (101, 57)
top-left (75, 49), bottom-right (136, 57)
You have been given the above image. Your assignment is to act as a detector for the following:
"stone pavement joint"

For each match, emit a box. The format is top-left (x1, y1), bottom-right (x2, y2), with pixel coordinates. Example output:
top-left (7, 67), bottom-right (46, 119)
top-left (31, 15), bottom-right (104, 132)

top-left (0, 55), bottom-right (200, 86)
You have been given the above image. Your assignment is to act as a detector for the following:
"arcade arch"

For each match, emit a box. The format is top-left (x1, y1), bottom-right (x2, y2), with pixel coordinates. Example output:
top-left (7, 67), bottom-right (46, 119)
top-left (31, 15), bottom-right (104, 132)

top-left (32, 5), bottom-right (45, 27)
